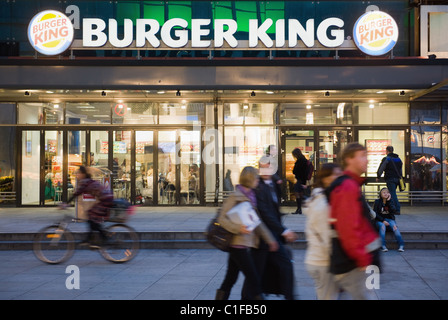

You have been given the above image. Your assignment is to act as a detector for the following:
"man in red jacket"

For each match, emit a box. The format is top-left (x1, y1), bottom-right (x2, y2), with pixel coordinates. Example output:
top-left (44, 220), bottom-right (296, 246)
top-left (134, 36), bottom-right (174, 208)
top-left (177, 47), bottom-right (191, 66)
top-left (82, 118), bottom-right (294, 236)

top-left (329, 142), bottom-right (381, 299)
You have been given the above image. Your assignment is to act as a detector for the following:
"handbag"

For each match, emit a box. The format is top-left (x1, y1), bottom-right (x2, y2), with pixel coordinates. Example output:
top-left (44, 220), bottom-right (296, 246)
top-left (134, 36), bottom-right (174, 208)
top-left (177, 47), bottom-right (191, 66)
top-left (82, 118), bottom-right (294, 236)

top-left (205, 211), bottom-right (233, 252)
top-left (329, 230), bottom-right (358, 275)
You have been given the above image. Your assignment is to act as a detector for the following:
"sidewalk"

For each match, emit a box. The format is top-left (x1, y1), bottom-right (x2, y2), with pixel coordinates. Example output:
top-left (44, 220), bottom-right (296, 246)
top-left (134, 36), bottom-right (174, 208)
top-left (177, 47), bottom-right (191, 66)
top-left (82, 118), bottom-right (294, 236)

top-left (1, 205), bottom-right (448, 234)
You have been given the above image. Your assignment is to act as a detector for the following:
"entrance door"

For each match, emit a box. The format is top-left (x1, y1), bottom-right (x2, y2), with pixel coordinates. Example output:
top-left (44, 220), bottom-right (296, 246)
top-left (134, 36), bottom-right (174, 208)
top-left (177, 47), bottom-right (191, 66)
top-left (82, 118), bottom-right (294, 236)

top-left (318, 129), bottom-right (351, 166)
top-left (283, 129), bottom-right (315, 203)
top-left (157, 130), bottom-right (201, 205)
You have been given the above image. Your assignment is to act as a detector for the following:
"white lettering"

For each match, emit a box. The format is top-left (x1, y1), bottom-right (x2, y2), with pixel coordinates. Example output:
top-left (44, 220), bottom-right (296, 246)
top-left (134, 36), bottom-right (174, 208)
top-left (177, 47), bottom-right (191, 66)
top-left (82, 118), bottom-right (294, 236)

top-left (65, 265), bottom-right (80, 290)
top-left (109, 19), bottom-right (133, 48)
top-left (214, 19), bottom-right (238, 48)
top-left (66, 5), bottom-right (80, 29)
top-left (249, 18), bottom-right (273, 48)
top-left (289, 19), bottom-right (314, 47)
top-left (161, 18), bottom-right (188, 48)
top-left (82, 18), bottom-right (107, 47)
top-left (365, 265), bottom-right (380, 290)
top-left (191, 19), bottom-right (211, 48)
top-left (136, 19), bottom-right (160, 47)
top-left (275, 19), bottom-right (285, 47)
top-left (317, 17), bottom-right (344, 48)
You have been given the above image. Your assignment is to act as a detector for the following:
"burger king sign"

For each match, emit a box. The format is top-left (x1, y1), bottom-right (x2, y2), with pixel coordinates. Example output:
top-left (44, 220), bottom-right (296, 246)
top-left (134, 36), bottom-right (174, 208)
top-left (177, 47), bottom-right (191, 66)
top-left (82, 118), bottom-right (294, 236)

top-left (28, 10), bottom-right (74, 56)
top-left (353, 10), bottom-right (398, 56)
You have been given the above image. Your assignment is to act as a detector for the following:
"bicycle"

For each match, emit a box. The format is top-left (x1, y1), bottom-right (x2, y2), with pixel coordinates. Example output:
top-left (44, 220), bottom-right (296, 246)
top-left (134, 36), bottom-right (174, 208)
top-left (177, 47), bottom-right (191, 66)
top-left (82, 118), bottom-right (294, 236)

top-left (33, 205), bottom-right (139, 264)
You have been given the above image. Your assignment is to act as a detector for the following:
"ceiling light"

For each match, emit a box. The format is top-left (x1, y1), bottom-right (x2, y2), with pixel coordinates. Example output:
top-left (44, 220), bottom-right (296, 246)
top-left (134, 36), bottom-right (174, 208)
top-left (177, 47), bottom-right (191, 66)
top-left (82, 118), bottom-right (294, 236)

top-left (157, 91), bottom-right (165, 94)
top-left (243, 105), bottom-right (249, 109)
top-left (369, 104), bottom-right (375, 109)
top-left (306, 105), bottom-right (312, 109)
top-left (376, 91), bottom-right (384, 94)
top-left (266, 91), bottom-right (274, 94)
top-left (54, 104), bottom-right (59, 109)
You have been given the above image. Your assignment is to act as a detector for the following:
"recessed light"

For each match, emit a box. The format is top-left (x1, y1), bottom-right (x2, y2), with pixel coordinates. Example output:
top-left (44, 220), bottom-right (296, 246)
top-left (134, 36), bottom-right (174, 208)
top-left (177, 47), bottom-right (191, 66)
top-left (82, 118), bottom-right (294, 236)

top-left (306, 105), bottom-right (312, 109)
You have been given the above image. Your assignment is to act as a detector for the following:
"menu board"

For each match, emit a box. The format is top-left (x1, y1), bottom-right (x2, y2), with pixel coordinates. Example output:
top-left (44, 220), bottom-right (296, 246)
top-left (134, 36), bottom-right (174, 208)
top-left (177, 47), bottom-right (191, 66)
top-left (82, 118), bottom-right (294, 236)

top-left (365, 139), bottom-right (391, 177)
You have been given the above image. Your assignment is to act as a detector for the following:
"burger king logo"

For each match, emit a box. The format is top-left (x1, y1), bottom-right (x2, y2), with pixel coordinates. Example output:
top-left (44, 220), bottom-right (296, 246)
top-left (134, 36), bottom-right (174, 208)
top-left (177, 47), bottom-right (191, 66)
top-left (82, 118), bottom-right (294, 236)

top-left (353, 10), bottom-right (398, 56)
top-left (28, 10), bottom-right (74, 56)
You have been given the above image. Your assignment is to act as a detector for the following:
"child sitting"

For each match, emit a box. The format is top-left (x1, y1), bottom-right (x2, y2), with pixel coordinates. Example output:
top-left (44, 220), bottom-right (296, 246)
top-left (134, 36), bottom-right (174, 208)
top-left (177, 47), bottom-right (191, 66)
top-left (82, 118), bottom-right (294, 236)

top-left (373, 188), bottom-right (405, 252)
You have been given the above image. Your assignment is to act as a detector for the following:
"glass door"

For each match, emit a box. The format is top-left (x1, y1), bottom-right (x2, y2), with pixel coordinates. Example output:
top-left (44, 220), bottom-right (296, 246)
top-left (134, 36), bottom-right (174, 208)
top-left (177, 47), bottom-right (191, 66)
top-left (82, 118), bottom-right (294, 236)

top-left (135, 131), bottom-right (154, 205)
top-left (179, 130), bottom-right (201, 205)
top-left (113, 130), bottom-right (132, 202)
top-left (44, 131), bottom-right (64, 205)
top-left (21, 130), bottom-right (41, 205)
top-left (318, 129), bottom-right (351, 166)
top-left (68, 130), bottom-right (87, 203)
top-left (283, 129), bottom-right (315, 203)
top-left (157, 130), bottom-right (177, 204)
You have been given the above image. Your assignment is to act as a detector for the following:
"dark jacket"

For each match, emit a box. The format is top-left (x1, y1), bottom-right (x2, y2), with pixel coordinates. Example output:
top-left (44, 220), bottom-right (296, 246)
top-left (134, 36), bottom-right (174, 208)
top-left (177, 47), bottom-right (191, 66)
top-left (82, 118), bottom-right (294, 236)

top-left (377, 153), bottom-right (403, 181)
top-left (293, 157), bottom-right (308, 184)
top-left (373, 198), bottom-right (397, 222)
top-left (255, 177), bottom-right (286, 244)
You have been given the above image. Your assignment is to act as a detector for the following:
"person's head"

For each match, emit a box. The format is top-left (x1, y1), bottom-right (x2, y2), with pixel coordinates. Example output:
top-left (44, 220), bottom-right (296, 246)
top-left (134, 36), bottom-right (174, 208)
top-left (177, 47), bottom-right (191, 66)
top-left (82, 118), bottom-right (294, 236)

top-left (379, 187), bottom-right (390, 200)
top-left (239, 166), bottom-right (259, 189)
top-left (340, 142), bottom-right (368, 176)
top-left (292, 147), bottom-right (304, 160)
top-left (258, 156), bottom-right (277, 179)
top-left (386, 146), bottom-right (394, 154)
top-left (76, 166), bottom-right (91, 180)
top-left (266, 144), bottom-right (278, 156)
top-left (315, 163), bottom-right (343, 188)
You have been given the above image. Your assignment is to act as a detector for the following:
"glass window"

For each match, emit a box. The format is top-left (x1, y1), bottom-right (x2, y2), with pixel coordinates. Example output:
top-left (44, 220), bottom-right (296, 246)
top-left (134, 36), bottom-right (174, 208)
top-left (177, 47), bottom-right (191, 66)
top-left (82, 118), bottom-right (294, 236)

top-left (0, 103), bottom-right (16, 124)
top-left (442, 102), bottom-right (448, 124)
top-left (410, 126), bottom-right (442, 191)
top-left (113, 131), bottom-right (132, 202)
top-left (66, 102), bottom-right (111, 124)
top-left (21, 130), bottom-right (40, 205)
top-left (224, 126), bottom-right (277, 190)
top-left (135, 131), bottom-right (154, 205)
top-left (410, 102), bottom-right (441, 124)
top-left (224, 103), bottom-right (275, 125)
top-left (159, 103), bottom-right (204, 125)
top-left (280, 103), bottom-right (353, 125)
top-left (443, 126), bottom-right (447, 193)
top-left (113, 102), bottom-right (157, 124)
top-left (18, 103), bottom-right (62, 124)
top-left (179, 130), bottom-right (201, 204)
top-left (158, 130), bottom-right (177, 204)
top-left (44, 131), bottom-right (64, 205)
top-left (358, 103), bottom-right (408, 125)
top-left (358, 130), bottom-right (406, 178)
top-left (0, 126), bottom-right (16, 201)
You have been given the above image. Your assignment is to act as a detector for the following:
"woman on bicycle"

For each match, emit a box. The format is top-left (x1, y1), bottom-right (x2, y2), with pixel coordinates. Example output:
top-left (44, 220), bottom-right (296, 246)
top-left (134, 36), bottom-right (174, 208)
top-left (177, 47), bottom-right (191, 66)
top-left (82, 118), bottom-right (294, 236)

top-left (62, 166), bottom-right (114, 247)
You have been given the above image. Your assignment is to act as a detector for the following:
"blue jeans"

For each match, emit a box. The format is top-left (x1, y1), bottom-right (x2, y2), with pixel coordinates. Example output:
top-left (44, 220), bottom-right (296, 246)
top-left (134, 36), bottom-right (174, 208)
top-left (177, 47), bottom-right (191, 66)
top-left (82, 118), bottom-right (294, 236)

top-left (377, 219), bottom-right (404, 247)
top-left (386, 179), bottom-right (401, 213)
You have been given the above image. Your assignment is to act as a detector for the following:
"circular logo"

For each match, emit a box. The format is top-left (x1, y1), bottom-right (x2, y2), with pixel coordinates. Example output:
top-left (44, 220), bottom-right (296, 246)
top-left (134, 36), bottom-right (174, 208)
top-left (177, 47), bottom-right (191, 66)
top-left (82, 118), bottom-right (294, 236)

top-left (27, 10), bottom-right (74, 56)
top-left (353, 10), bottom-right (398, 56)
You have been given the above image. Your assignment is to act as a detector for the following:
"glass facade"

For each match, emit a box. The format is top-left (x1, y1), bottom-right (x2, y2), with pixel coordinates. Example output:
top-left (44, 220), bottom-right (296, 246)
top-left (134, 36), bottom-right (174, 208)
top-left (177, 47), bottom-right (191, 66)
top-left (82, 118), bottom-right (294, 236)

top-left (1, 96), bottom-right (448, 206)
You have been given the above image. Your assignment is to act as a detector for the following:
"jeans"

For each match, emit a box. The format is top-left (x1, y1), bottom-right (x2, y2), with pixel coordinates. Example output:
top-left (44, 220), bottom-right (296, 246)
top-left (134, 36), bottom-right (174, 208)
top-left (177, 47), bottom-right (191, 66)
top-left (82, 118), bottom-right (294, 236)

top-left (386, 179), bottom-right (401, 213)
top-left (377, 219), bottom-right (404, 247)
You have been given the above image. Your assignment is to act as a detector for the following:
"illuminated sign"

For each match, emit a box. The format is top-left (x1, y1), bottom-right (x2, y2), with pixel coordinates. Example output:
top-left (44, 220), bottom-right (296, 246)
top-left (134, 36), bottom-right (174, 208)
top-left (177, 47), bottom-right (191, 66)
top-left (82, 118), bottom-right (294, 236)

top-left (27, 10), bottom-right (74, 55)
top-left (353, 10), bottom-right (398, 56)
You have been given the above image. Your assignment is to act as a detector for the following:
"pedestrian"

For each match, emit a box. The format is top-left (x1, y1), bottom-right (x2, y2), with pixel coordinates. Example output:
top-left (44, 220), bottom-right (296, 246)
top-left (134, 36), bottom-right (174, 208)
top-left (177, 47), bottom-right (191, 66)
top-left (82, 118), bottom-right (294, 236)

top-left (376, 145), bottom-right (403, 214)
top-left (373, 187), bottom-right (405, 252)
top-left (303, 163), bottom-right (342, 300)
top-left (245, 156), bottom-right (298, 300)
top-left (326, 142), bottom-right (381, 300)
top-left (60, 166), bottom-right (114, 248)
top-left (215, 166), bottom-right (278, 300)
top-left (292, 147), bottom-right (308, 214)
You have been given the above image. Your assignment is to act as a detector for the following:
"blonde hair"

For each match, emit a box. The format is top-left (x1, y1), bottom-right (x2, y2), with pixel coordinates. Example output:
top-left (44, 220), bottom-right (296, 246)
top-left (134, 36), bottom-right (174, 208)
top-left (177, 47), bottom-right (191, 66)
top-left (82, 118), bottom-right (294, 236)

top-left (239, 166), bottom-right (259, 188)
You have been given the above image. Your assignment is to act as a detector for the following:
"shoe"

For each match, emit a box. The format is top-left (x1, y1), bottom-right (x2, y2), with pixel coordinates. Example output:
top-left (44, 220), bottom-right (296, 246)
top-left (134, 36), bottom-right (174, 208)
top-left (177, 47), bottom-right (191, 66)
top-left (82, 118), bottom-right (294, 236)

top-left (381, 246), bottom-right (388, 252)
top-left (292, 208), bottom-right (302, 215)
top-left (398, 246), bottom-right (404, 252)
top-left (215, 289), bottom-right (230, 300)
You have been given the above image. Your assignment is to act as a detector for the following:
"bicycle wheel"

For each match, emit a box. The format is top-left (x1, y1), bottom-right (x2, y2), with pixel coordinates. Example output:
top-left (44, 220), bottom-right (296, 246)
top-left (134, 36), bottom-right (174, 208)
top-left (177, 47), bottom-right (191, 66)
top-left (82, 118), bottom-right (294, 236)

top-left (100, 224), bottom-right (139, 263)
top-left (33, 224), bottom-right (75, 264)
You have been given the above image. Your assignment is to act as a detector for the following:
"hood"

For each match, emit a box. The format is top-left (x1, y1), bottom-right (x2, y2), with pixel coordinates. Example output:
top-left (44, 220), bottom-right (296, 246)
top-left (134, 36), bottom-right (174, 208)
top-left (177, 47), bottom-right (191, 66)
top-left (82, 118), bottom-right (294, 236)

top-left (388, 153), bottom-right (399, 158)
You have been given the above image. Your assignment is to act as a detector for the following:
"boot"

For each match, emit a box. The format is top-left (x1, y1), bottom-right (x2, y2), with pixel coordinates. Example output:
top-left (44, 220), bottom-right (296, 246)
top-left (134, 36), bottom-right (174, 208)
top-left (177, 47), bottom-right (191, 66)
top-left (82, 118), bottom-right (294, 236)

top-left (215, 289), bottom-right (230, 300)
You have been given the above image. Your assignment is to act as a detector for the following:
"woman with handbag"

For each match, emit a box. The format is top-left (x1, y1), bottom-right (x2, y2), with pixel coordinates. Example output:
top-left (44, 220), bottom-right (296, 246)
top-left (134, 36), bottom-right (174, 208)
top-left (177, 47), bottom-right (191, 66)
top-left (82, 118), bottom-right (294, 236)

top-left (215, 166), bottom-right (278, 300)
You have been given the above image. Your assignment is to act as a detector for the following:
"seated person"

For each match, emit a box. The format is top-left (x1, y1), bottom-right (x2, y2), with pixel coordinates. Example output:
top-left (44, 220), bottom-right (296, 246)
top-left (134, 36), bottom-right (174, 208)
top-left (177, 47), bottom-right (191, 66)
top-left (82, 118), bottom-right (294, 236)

top-left (373, 188), bottom-right (405, 252)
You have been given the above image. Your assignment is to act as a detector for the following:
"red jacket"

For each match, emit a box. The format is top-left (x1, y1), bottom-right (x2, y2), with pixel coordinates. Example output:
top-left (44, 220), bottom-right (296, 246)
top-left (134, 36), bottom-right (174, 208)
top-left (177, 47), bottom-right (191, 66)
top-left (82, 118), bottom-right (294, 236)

top-left (330, 170), bottom-right (378, 268)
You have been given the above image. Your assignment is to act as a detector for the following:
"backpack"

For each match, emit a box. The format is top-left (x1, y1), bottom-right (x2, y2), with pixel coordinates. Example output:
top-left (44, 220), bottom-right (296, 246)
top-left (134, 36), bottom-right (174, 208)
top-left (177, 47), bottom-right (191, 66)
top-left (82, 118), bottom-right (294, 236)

top-left (306, 160), bottom-right (314, 181)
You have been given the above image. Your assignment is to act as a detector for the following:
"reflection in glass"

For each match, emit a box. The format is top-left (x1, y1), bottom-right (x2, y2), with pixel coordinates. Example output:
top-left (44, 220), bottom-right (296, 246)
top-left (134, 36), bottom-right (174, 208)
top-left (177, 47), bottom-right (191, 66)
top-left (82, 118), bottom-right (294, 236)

top-left (280, 103), bottom-right (353, 125)
top-left (158, 131), bottom-right (177, 204)
top-left (224, 103), bottom-right (275, 124)
top-left (44, 131), bottom-right (64, 205)
top-left (21, 131), bottom-right (40, 205)
top-left (68, 131), bottom-right (86, 201)
top-left (179, 130), bottom-right (201, 204)
top-left (136, 131), bottom-right (154, 205)
top-left (410, 126), bottom-right (442, 191)
top-left (410, 102), bottom-right (441, 124)
top-left (113, 103), bottom-right (157, 124)
top-left (66, 102), bottom-right (111, 124)
top-left (159, 103), bottom-right (204, 124)
top-left (318, 130), bottom-right (349, 165)
top-left (113, 131), bottom-right (132, 202)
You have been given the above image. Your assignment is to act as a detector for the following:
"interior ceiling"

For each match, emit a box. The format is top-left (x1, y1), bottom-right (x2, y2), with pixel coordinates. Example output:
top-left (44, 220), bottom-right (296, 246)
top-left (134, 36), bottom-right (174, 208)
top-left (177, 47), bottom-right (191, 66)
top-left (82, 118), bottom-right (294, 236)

top-left (0, 89), bottom-right (420, 103)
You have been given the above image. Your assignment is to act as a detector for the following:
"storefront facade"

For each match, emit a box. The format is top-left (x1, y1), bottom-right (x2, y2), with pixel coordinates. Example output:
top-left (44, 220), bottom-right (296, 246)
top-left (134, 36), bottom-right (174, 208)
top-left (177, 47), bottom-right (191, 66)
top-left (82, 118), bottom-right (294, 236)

top-left (0, 1), bottom-right (447, 206)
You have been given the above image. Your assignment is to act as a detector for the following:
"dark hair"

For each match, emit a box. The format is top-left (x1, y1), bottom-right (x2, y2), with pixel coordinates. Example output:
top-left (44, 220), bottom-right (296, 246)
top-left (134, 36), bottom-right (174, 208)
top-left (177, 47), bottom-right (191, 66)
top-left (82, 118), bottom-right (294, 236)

top-left (379, 187), bottom-right (389, 199)
top-left (314, 163), bottom-right (341, 188)
top-left (292, 147), bottom-right (304, 160)
top-left (78, 166), bottom-right (92, 179)
top-left (340, 142), bottom-right (366, 168)
top-left (386, 146), bottom-right (394, 153)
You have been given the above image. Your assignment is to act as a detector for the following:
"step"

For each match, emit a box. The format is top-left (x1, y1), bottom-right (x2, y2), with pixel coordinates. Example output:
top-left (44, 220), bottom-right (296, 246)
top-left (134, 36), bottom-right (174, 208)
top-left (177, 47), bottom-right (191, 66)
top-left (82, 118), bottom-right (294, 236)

top-left (1, 231), bottom-right (448, 250)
